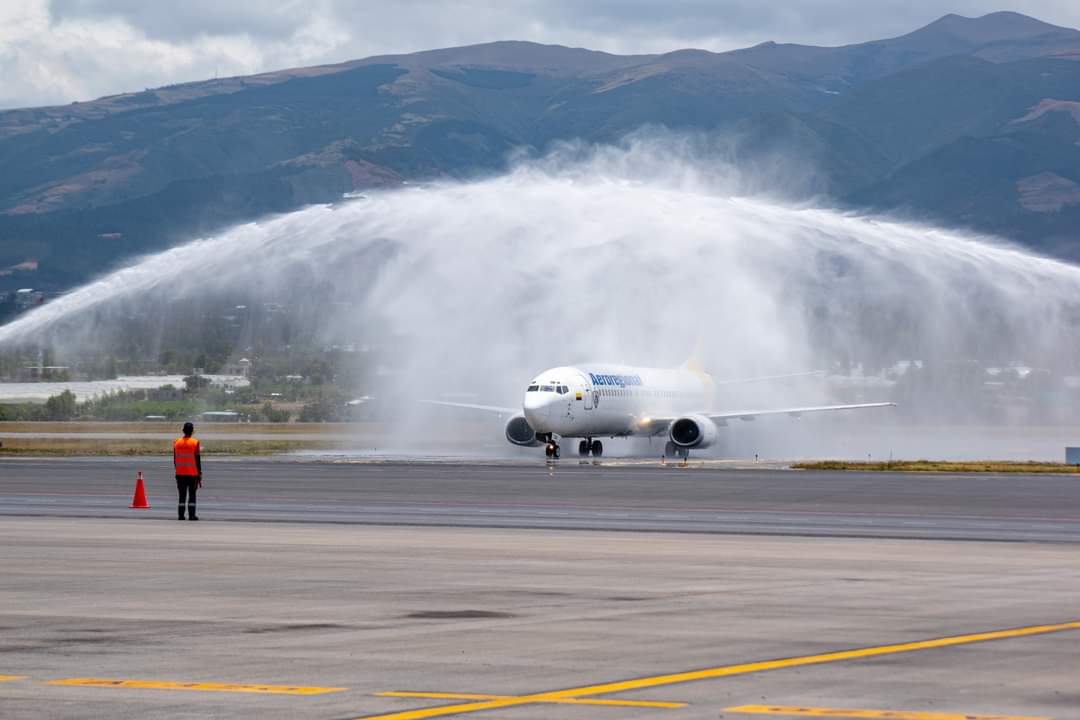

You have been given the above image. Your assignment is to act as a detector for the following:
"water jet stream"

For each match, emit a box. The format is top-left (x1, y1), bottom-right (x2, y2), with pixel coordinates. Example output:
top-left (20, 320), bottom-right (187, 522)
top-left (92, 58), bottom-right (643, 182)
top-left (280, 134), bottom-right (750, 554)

top-left (4, 143), bottom-right (1080, 458)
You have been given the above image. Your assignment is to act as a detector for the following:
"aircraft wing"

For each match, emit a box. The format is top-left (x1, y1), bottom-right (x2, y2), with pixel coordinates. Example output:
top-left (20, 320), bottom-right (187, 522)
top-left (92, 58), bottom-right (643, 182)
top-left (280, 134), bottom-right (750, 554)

top-left (634, 402), bottom-right (895, 434)
top-left (705, 402), bottom-right (896, 424)
top-left (425, 400), bottom-right (520, 416)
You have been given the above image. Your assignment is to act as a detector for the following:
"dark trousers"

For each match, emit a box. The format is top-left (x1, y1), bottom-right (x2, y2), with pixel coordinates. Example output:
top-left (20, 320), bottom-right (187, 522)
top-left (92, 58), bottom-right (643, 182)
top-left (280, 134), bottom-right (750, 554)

top-left (176, 476), bottom-right (198, 518)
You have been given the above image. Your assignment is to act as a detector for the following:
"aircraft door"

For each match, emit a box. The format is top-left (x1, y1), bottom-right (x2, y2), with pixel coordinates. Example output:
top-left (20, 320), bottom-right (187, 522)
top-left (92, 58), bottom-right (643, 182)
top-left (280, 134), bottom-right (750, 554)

top-left (577, 371), bottom-right (595, 411)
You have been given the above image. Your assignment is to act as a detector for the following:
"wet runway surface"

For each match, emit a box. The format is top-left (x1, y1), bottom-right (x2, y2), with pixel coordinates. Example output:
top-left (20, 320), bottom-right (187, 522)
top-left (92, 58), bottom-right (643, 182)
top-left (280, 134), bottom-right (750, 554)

top-left (2, 457), bottom-right (1079, 542)
top-left (2, 519), bottom-right (1078, 720)
top-left (2, 458), bottom-right (1079, 718)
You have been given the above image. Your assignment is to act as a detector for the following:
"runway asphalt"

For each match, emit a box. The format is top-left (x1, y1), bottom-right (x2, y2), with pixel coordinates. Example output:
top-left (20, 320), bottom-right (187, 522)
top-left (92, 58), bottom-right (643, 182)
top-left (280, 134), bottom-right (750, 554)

top-left (2, 519), bottom-right (1078, 720)
top-left (2, 458), bottom-right (1079, 719)
top-left (1, 457), bottom-right (1079, 542)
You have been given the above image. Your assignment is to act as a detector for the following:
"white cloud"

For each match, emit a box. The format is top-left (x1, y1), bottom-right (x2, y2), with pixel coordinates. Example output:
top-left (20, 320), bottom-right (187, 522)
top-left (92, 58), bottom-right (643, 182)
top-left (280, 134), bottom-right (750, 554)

top-left (1, 0), bottom-right (1079, 109)
top-left (0, 0), bottom-right (347, 108)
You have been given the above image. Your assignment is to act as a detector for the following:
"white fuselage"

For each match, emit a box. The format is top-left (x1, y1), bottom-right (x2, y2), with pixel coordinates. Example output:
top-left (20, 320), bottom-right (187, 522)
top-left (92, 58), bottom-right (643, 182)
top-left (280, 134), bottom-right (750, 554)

top-left (522, 364), bottom-right (713, 439)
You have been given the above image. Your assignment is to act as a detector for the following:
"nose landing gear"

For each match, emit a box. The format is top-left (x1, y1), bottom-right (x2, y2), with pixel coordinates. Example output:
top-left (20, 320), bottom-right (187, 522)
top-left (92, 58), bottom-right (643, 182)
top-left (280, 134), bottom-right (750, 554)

top-left (578, 439), bottom-right (604, 457)
top-left (544, 436), bottom-right (561, 459)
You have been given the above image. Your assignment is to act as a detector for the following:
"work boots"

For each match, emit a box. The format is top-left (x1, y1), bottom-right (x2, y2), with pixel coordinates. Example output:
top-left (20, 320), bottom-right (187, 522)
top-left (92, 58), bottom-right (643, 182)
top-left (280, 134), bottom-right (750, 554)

top-left (187, 504), bottom-right (198, 521)
top-left (177, 505), bottom-right (185, 521)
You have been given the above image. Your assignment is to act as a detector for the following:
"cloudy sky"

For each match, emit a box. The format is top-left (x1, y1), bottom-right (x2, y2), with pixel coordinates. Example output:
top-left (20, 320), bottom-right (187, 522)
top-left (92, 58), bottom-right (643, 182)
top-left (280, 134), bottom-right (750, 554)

top-left (2, 0), bottom-right (1079, 109)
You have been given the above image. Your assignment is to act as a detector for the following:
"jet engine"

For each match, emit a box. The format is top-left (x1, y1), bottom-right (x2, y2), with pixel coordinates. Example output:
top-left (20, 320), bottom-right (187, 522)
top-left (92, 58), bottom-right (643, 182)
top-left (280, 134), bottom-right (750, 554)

top-left (505, 414), bottom-right (542, 447)
top-left (669, 414), bottom-right (718, 449)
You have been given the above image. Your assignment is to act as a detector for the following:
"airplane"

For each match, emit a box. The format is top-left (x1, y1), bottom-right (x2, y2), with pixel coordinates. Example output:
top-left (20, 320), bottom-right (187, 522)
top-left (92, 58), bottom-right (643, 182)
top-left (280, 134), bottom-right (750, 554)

top-left (430, 360), bottom-right (896, 459)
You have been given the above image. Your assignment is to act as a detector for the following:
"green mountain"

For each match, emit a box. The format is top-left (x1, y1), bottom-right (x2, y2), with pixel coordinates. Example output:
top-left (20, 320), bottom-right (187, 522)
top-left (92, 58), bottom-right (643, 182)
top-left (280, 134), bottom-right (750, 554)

top-left (1, 11), bottom-right (1079, 292)
top-left (842, 56), bottom-right (1080, 247)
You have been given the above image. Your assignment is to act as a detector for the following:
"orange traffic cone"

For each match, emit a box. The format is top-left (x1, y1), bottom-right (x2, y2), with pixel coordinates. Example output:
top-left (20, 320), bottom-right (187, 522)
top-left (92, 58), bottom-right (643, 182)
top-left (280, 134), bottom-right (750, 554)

top-left (129, 471), bottom-right (150, 509)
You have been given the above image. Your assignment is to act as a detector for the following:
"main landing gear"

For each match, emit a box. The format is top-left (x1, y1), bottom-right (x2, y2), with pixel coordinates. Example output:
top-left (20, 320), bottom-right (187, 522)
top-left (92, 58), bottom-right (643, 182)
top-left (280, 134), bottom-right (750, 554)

top-left (548, 436), bottom-right (605, 459)
top-left (578, 439), bottom-right (603, 457)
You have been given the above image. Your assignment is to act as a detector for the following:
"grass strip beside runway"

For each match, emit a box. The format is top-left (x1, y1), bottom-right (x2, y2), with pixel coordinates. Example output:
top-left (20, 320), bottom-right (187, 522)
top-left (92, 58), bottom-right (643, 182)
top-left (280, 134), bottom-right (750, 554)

top-left (794, 460), bottom-right (1080, 473)
top-left (0, 437), bottom-right (335, 456)
top-left (0, 421), bottom-right (371, 434)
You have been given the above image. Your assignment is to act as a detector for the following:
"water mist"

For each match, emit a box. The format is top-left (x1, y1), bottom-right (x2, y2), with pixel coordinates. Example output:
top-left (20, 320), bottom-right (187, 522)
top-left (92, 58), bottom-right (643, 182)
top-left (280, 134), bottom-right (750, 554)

top-left (4, 139), bottom-right (1080, 460)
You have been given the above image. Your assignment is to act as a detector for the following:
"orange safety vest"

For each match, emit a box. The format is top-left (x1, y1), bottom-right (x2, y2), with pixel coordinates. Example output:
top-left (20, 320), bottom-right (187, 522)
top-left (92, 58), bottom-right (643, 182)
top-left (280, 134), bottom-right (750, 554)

top-left (173, 436), bottom-right (201, 477)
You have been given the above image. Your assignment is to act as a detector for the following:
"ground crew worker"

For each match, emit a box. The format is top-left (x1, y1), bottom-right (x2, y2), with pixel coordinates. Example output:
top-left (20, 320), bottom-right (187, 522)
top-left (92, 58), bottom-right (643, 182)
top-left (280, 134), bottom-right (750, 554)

top-left (173, 422), bottom-right (202, 521)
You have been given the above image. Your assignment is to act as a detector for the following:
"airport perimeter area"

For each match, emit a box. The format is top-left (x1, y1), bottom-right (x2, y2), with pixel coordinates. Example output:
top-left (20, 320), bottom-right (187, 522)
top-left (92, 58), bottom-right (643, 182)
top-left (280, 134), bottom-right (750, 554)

top-left (1, 459), bottom-right (1078, 719)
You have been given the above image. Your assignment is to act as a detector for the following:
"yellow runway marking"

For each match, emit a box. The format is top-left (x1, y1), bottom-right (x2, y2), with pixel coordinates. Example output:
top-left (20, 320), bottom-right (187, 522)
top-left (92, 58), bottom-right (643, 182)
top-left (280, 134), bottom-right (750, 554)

top-left (378, 691), bottom-right (686, 708)
top-left (0, 675), bottom-right (27, 682)
top-left (357, 620), bottom-right (1080, 720)
top-left (726, 705), bottom-right (1046, 720)
top-left (47, 678), bottom-right (345, 695)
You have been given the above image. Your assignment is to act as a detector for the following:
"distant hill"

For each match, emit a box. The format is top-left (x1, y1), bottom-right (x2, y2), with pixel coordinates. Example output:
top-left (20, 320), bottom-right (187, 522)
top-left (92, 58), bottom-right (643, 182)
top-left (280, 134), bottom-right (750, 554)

top-left (1, 11), bottom-right (1079, 292)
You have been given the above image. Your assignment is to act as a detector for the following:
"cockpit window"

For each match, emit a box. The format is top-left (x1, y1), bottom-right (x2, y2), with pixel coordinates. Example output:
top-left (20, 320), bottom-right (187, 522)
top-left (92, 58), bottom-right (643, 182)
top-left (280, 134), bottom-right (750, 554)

top-left (556, 385), bottom-right (568, 394)
top-left (540, 385), bottom-right (555, 392)
top-left (527, 385), bottom-right (539, 392)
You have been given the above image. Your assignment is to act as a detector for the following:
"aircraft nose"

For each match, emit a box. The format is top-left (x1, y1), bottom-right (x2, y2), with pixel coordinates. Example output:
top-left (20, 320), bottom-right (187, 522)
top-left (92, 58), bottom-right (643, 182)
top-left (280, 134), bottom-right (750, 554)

top-left (523, 392), bottom-right (553, 426)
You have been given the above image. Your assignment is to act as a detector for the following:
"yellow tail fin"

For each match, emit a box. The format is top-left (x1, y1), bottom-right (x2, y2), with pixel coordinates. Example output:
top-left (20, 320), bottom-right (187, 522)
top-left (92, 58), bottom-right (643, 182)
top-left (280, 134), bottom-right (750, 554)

top-left (680, 334), bottom-right (705, 373)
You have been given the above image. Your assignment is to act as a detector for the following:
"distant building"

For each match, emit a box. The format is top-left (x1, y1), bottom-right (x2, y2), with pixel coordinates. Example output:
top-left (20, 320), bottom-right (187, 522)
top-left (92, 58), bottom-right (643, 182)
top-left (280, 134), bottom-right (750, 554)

top-left (221, 358), bottom-right (252, 377)
top-left (147, 386), bottom-right (183, 401)
top-left (200, 411), bottom-right (247, 423)
top-left (14, 288), bottom-right (44, 311)
top-left (22, 364), bottom-right (70, 379)
top-left (346, 396), bottom-right (375, 421)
